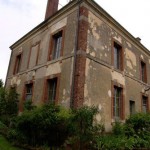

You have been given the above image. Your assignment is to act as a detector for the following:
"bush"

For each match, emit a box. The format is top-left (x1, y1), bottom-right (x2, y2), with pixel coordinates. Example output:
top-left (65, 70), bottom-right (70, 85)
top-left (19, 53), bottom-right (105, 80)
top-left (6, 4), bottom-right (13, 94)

top-left (0, 121), bottom-right (8, 136)
top-left (125, 113), bottom-right (150, 148)
top-left (10, 104), bottom-right (71, 148)
top-left (93, 135), bottom-right (135, 150)
top-left (66, 106), bottom-right (104, 149)
top-left (112, 121), bottom-right (125, 136)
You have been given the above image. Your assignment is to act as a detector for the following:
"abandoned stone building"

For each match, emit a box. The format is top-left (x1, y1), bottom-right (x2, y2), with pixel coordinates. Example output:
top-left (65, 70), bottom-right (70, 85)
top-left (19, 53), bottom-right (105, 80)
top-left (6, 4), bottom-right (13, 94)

top-left (5, 0), bottom-right (150, 131)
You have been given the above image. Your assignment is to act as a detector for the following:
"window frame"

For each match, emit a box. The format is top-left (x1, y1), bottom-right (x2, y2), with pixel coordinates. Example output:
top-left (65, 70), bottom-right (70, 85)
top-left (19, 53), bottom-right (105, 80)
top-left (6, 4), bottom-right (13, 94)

top-left (129, 100), bottom-right (135, 116)
top-left (20, 81), bottom-right (34, 112)
top-left (140, 60), bottom-right (147, 83)
top-left (111, 81), bottom-right (124, 120)
top-left (13, 53), bottom-right (22, 75)
top-left (43, 74), bottom-right (60, 104)
top-left (23, 81), bottom-right (34, 102)
top-left (48, 27), bottom-right (65, 61)
top-left (141, 94), bottom-right (149, 113)
top-left (112, 39), bottom-right (123, 71)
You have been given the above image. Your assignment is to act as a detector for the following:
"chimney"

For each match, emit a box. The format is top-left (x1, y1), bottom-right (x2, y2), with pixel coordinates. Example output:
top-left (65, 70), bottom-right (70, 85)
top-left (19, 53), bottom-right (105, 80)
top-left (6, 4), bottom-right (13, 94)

top-left (45, 0), bottom-right (59, 20)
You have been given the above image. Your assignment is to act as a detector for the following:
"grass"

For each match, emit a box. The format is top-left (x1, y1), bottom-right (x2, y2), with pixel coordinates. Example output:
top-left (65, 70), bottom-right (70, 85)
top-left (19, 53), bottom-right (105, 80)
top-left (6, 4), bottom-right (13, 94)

top-left (0, 135), bottom-right (21, 150)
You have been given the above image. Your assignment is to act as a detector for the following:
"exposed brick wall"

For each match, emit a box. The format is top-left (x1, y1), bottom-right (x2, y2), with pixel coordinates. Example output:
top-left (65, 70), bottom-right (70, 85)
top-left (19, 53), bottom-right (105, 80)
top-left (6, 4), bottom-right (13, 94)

top-left (73, 6), bottom-right (89, 108)
top-left (45, 0), bottom-right (59, 20)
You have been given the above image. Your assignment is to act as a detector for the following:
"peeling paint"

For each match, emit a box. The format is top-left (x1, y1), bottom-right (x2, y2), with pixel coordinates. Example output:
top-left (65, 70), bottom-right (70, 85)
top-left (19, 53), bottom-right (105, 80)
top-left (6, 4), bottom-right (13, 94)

top-left (11, 77), bottom-right (17, 86)
top-left (46, 62), bottom-right (61, 76)
top-left (98, 104), bottom-right (102, 111)
top-left (126, 42), bottom-right (132, 48)
top-left (11, 76), bottom-right (21, 86)
top-left (96, 114), bottom-right (102, 122)
top-left (51, 17), bottom-right (67, 33)
top-left (111, 71), bottom-right (125, 85)
top-left (140, 54), bottom-right (144, 60)
top-left (85, 59), bottom-right (90, 77)
top-left (108, 90), bottom-right (111, 97)
top-left (125, 48), bottom-right (137, 72)
top-left (16, 79), bottom-right (21, 86)
top-left (91, 52), bottom-right (96, 57)
top-left (129, 72), bottom-right (134, 77)
top-left (113, 36), bottom-right (122, 44)
top-left (63, 89), bottom-right (66, 95)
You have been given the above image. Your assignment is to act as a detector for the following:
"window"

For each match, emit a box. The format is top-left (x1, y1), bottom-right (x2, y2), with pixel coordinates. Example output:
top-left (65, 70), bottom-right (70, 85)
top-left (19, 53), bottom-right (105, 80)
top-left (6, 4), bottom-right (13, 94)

top-left (48, 28), bottom-right (65, 61)
top-left (141, 61), bottom-right (147, 82)
top-left (25, 83), bottom-right (33, 101)
top-left (142, 96), bottom-right (148, 113)
top-left (51, 31), bottom-right (62, 60)
top-left (113, 86), bottom-right (123, 119)
top-left (47, 78), bottom-right (57, 102)
top-left (129, 100), bottom-right (135, 115)
top-left (113, 42), bottom-right (123, 70)
top-left (14, 54), bottom-right (22, 74)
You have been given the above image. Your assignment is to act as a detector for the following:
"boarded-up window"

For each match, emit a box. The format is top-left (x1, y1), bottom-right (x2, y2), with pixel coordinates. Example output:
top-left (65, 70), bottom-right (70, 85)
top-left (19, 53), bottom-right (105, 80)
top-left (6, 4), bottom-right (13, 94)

top-left (28, 43), bottom-right (40, 69)
top-left (141, 61), bottom-right (147, 83)
top-left (13, 54), bottom-right (22, 74)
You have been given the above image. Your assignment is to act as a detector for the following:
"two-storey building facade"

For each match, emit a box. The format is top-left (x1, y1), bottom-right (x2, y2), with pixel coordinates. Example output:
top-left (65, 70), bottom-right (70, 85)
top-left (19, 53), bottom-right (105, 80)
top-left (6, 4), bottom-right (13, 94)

top-left (6, 0), bottom-right (150, 131)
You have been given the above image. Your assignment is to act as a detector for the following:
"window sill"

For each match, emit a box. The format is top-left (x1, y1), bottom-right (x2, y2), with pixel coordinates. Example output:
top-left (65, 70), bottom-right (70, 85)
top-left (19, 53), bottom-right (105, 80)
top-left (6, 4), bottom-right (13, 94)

top-left (111, 118), bottom-right (125, 124)
top-left (47, 57), bottom-right (62, 65)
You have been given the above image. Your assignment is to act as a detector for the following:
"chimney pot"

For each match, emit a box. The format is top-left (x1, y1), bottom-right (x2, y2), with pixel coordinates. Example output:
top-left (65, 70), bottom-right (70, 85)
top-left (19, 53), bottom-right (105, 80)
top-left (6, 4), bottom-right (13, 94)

top-left (45, 0), bottom-right (59, 20)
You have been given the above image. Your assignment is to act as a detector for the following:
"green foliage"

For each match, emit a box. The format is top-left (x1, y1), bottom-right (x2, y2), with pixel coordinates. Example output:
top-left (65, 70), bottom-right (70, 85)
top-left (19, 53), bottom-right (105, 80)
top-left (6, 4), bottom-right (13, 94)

top-left (10, 104), bottom-right (72, 148)
top-left (112, 121), bottom-right (125, 136)
top-left (0, 88), bottom-right (18, 117)
top-left (0, 121), bottom-right (8, 136)
top-left (94, 113), bottom-right (150, 149)
top-left (94, 135), bottom-right (135, 150)
top-left (67, 106), bottom-right (103, 149)
top-left (0, 79), bottom-right (3, 88)
top-left (0, 135), bottom-right (21, 150)
top-left (125, 113), bottom-right (150, 148)
top-left (23, 100), bottom-right (36, 111)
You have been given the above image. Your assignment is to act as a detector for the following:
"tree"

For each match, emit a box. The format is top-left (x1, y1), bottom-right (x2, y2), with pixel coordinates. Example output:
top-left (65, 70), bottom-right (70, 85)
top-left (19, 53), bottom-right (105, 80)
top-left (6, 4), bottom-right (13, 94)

top-left (0, 79), bottom-right (3, 88)
top-left (0, 84), bottom-right (19, 125)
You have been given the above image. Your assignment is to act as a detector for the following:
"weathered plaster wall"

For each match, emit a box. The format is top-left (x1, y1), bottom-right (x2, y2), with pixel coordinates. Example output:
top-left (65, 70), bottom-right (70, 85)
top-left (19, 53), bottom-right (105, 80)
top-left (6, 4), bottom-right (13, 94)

top-left (84, 58), bottom-right (112, 131)
top-left (85, 9), bottom-right (150, 131)
top-left (6, 9), bottom-right (78, 108)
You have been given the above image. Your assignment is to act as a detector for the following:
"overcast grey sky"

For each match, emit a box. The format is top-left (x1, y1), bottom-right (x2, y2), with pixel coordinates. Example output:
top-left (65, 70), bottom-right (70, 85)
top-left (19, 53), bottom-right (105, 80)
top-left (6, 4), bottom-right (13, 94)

top-left (0, 0), bottom-right (150, 82)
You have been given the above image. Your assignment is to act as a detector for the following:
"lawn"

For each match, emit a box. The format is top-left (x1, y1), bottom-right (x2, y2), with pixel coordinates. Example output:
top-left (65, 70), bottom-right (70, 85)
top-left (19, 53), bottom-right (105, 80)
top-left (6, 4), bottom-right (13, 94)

top-left (0, 135), bottom-right (21, 150)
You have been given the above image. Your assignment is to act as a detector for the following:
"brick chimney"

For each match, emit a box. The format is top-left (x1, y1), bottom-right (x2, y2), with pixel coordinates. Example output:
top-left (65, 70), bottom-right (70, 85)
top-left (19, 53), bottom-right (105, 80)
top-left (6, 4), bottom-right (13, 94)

top-left (45, 0), bottom-right (59, 20)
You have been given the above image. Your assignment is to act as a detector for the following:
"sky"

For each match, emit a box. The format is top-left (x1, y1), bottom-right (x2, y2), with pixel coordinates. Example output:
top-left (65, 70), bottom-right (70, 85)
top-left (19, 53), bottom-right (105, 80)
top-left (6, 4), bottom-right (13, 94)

top-left (0, 0), bottom-right (150, 82)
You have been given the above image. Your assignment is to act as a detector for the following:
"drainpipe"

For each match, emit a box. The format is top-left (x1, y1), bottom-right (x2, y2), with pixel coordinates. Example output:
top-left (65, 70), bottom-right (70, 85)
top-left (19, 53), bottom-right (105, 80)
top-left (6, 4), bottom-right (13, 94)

top-left (70, 0), bottom-right (80, 108)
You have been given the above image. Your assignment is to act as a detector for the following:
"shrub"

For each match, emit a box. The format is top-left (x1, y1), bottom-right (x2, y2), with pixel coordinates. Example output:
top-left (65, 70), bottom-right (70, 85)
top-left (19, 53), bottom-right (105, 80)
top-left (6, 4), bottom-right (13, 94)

top-left (10, 104), bottom-right (71, 148)
top-left (125, 113), bottom-right (150, 148)
top-left (112, 121), bottom-right (125, 136)
top-left (66, 106), bottom-right (103, 149)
